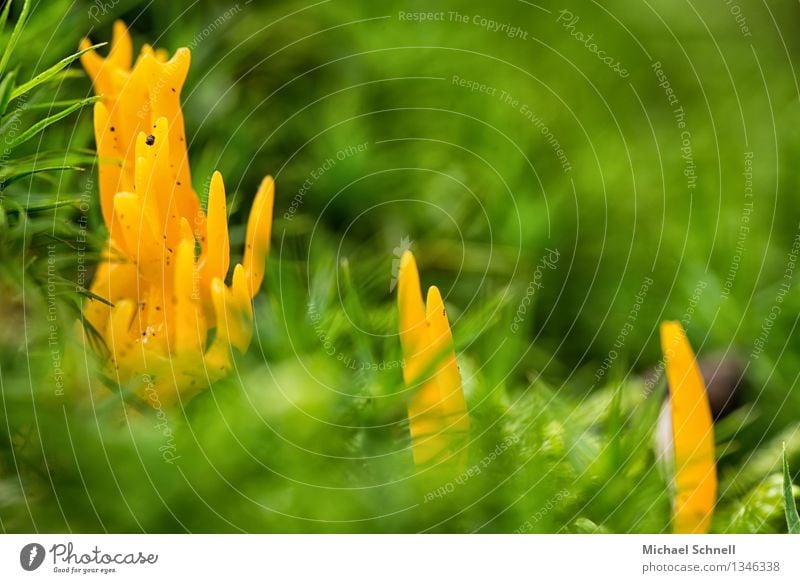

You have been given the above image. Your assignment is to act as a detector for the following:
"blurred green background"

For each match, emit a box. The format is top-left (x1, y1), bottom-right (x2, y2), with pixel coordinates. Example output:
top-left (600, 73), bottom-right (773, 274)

top-left (1, 0), bottom-right (799, 532)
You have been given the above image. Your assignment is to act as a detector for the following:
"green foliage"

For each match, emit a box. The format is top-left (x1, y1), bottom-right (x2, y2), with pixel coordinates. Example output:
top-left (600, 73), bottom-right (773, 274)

top-left (783, 445), bottom-right (800, 534)
top-left (0, 0), bottom-right (99, 268)
top-left (719, 474), bottom-right (792, 534)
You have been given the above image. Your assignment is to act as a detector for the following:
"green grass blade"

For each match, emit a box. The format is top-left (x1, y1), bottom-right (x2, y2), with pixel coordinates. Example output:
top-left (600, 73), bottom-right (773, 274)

top-left (23, 198), bottom-right (81, 212)
top-left (602, 384), bottom-right (624, 471)
top-left (0, 149), bottom-right (95, 173)
top-left (783, 444), bottom-right (800, 533)
top-left (24, 99), bottom-right (97, 111)
top-left (0, 0), bottom-right (30, 78)
top-left (3, 95), bottom-right (98, 151)
top-left (0, 165), bottom-right (83, 189)
top-left (340, 257), bottom-right (375, 366)
top-left (67, 277), bottom-right (114, 307)
top-left (0, 69), bottom-right (15, 116)
top-left (0, 0), bottom-right (12, 40)
top-left (10, 42), bottom-right (105, 101)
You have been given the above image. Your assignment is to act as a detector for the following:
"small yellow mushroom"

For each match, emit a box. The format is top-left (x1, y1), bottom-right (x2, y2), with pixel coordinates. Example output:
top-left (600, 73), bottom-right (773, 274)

top-left (80, 22), bottom-right (274, 402)
top-left (397, 250), bottom-right (469, 468)
top-left (659, 321), bottom-right (717, 533)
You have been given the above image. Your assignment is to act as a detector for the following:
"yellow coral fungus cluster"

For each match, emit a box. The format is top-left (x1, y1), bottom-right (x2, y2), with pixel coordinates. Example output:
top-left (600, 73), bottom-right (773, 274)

top-left (397, 250), bottom-right (469, 468)
top-left (80, 22), bottom-right (274, 401)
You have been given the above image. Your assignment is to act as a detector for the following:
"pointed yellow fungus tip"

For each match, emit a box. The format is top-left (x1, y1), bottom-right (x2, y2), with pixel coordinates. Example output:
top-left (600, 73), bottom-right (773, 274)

top-left (397, 251), bottom-right (421, 305)
top-left (112, 20), bottom-right (129, 39)
top-left (425, 285), bottom-right (443, 313)
top-left (659, 320), bottom-right (717, 534)
top-left (396, 250), bottom-right (425, 347)
top-left (242, 174), bottom-right (275, 297)
top-left (179, 217), bottom-right (193, 241)
top-left (396, 251), bottom-right (469, 470)
top-left (399, 249), bottom-right (417, 280)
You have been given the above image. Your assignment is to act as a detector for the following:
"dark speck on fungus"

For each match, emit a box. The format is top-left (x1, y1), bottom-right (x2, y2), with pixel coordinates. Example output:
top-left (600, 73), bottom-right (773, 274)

top-left (145, 134), bottom-right (156, 146)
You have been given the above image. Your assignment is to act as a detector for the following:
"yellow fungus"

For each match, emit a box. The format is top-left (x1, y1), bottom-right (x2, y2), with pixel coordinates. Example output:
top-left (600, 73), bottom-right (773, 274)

top-left (80, 22), bottom-right (274, 402)
top-left (660, 321), bottom-right (717, 534)
top-left (397, 250), bottom-right (469, 468)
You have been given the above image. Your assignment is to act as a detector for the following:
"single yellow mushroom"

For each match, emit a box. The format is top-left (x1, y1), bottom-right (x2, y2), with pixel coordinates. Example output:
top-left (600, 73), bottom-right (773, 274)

top-left (397, 250), bottom-right (469, 468)
top-left (659, 321), bottom-right (717, 533)
top-left (79, 22), bottom-right (274, 402)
